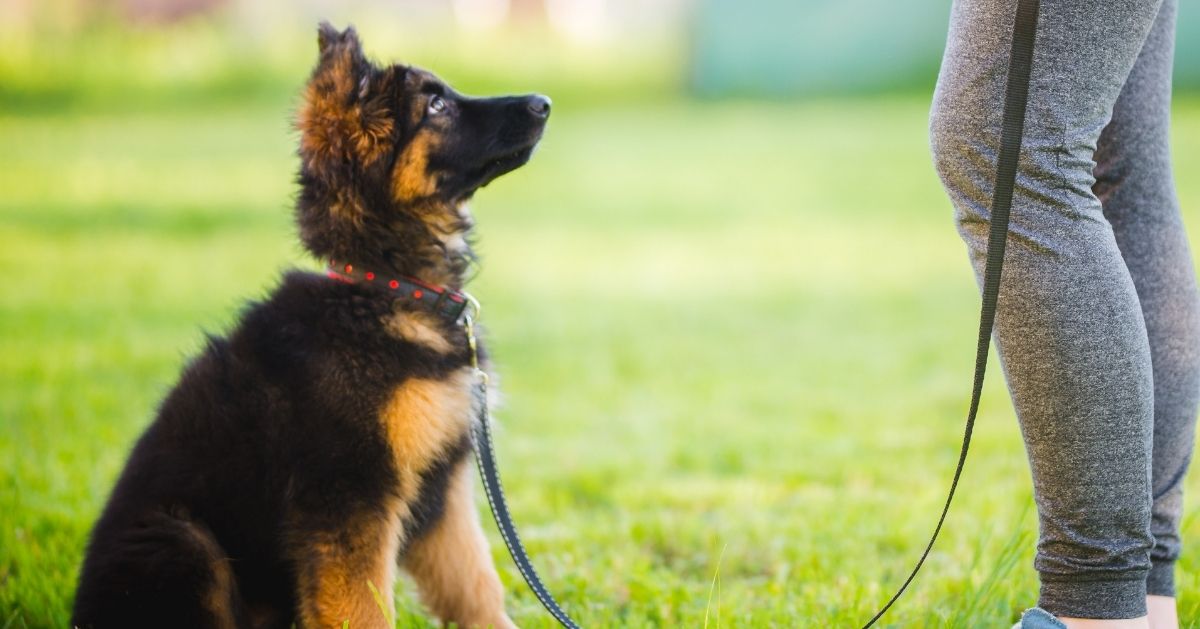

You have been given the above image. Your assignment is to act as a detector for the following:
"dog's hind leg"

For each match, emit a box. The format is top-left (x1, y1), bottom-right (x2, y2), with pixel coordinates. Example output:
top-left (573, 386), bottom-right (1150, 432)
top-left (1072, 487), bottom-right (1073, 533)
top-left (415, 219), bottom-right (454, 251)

top-left (403, 460), bottom-right (516, 629)
top-left (72, 509), bottom-right (241, 629)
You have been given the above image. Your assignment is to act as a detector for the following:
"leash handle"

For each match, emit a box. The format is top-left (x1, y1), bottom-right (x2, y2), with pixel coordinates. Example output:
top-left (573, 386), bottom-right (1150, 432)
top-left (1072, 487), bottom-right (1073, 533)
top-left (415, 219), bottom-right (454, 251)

top-left (467, 316), bottom-right (583, 629)
top-left (860, 1), bottom-right (1041, 626)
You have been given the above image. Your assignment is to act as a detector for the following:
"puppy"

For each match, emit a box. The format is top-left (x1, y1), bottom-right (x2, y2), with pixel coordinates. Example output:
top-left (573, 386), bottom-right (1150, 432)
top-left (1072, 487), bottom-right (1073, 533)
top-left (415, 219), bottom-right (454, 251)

top-left (71, 22), bottom-right (549, 629)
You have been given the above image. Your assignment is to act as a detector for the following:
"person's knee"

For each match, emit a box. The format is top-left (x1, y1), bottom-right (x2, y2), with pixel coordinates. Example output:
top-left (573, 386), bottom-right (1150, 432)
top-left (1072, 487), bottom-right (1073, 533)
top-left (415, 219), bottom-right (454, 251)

top-left (929, 95), bottom-right (996, 225)
top-left (929, 101), bottom-right (967, 190)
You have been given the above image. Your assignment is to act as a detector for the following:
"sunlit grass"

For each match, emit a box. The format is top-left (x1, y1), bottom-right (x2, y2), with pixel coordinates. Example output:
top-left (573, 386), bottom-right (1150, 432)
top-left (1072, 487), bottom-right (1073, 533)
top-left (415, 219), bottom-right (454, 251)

top-left (3, 84), bottom-right (1200, 627)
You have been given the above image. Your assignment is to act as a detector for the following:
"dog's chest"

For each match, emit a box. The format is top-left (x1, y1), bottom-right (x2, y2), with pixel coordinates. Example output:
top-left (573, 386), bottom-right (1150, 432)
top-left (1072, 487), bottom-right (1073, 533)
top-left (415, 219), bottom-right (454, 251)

top-left (378, 368), bottom-right (477, 485)
top-left (382, 308), bottom-right (457, 354)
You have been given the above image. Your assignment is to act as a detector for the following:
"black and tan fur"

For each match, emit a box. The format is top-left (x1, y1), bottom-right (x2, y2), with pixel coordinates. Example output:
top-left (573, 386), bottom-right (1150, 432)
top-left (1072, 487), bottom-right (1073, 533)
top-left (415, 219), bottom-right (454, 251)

top-left (71, 23), bottom-right (550, 629)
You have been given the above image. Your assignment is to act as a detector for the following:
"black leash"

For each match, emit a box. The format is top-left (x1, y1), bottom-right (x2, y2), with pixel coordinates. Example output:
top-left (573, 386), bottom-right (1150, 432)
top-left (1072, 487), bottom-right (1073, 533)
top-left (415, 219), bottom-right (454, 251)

top-left (465, 2), bottom-right (1041, 625)
top-left (465, 311), bottom-right (583, 629)
top-left (860, 0), bottom-right (1040, 626)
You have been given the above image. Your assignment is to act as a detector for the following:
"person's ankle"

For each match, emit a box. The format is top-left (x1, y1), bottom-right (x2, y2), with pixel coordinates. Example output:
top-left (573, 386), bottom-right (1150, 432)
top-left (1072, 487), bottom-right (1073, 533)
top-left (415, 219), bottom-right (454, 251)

top-left (1057, 616), bottom-right (1149, 629)
top-left (1145, 595), bottom-right (1178, 629)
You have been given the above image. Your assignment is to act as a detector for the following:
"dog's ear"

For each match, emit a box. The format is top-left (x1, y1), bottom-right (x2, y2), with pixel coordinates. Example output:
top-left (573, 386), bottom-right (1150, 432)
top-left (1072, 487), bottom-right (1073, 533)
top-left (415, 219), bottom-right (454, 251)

top-left (317, 22), bottom-right (363, 61)
top-left (298, 22), bottom-right (394, 182)
top-left (312, 23), bottom-right (367, 90)
top-left (317, 21), bottom-right (341, 55)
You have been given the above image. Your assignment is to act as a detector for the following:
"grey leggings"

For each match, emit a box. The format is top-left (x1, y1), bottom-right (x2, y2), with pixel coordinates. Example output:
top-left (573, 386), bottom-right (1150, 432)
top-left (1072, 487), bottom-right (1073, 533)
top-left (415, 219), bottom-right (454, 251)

top-left (931, 0), bottom-right (1200, 619)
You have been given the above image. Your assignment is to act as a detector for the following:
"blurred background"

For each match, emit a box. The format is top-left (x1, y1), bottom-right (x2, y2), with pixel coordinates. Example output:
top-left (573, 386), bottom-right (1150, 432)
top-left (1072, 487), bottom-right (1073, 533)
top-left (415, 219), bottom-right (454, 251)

top-left (2, 1), bottom-right (1199, 626)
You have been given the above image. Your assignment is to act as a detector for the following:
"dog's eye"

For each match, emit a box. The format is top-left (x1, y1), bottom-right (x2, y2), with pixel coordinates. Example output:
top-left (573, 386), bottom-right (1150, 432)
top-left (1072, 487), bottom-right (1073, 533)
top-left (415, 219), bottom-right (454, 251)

top-left (427, 95), bottom-right (447, 115)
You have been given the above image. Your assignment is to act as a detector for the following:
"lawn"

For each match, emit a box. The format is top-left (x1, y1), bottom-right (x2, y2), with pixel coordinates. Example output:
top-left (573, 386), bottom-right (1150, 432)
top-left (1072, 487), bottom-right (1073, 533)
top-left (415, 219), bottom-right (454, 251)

top-left (3, 57), bottom-right (1200, 626)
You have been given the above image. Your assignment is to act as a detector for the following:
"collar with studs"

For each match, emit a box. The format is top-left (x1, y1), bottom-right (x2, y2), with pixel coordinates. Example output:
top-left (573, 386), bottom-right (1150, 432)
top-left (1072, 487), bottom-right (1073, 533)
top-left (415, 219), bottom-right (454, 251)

top-left (325, 259), bottom-right (474, 323)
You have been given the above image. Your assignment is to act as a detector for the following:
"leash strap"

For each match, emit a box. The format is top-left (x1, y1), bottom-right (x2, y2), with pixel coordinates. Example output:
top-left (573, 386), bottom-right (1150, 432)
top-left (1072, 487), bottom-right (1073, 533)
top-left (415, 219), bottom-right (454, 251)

top-left (466, 314), bottom-right (583, 629)
top-left (465, 1), bottom-right (1040, 624)
top-left (861, 0), bottom-right (1040, 626)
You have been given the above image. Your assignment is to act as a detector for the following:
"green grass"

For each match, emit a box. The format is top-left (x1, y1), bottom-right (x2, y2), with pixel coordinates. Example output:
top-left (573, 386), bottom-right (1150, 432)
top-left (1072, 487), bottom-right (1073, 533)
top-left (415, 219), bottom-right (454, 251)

top-left (4, 74), bottom-right (1200, 626)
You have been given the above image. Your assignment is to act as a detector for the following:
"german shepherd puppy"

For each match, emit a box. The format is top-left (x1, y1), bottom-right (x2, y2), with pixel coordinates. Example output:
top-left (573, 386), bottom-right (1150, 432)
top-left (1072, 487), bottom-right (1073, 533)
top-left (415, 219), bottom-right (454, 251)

top-left (71, 23), bottom-right (548, 629)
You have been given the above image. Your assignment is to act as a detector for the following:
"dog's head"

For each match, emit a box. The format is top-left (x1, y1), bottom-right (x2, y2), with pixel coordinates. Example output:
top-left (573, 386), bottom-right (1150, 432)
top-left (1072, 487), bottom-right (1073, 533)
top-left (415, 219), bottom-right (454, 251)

top-left (294, 23), bottom-right (549, 277)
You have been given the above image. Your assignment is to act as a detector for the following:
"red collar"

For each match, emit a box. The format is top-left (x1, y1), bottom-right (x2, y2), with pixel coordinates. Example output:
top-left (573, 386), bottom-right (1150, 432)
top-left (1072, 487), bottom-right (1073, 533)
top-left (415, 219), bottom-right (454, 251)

top-left (325, 259), bottom-right (471, 322)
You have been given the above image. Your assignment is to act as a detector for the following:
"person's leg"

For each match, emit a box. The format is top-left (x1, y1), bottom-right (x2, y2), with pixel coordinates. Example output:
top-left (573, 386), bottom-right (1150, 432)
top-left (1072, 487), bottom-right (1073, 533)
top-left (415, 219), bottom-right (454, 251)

top-left (1146, 596), bottom-right (1180, 629)
top-left (930, 0), bottom-right (1169, 620)
top-left (1094, 0), bottom-right (1200, 620)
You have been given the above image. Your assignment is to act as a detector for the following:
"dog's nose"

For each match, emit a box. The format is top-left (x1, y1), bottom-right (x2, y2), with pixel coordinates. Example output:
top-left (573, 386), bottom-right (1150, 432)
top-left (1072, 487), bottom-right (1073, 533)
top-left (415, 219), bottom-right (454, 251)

top-left (526, 94), bottom-right (551, 119)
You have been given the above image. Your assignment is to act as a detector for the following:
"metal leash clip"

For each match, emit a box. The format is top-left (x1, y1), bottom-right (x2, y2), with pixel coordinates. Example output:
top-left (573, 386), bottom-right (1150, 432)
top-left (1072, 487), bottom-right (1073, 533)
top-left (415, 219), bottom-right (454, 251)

top-left (461, 291), bottom-right (488, 385)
